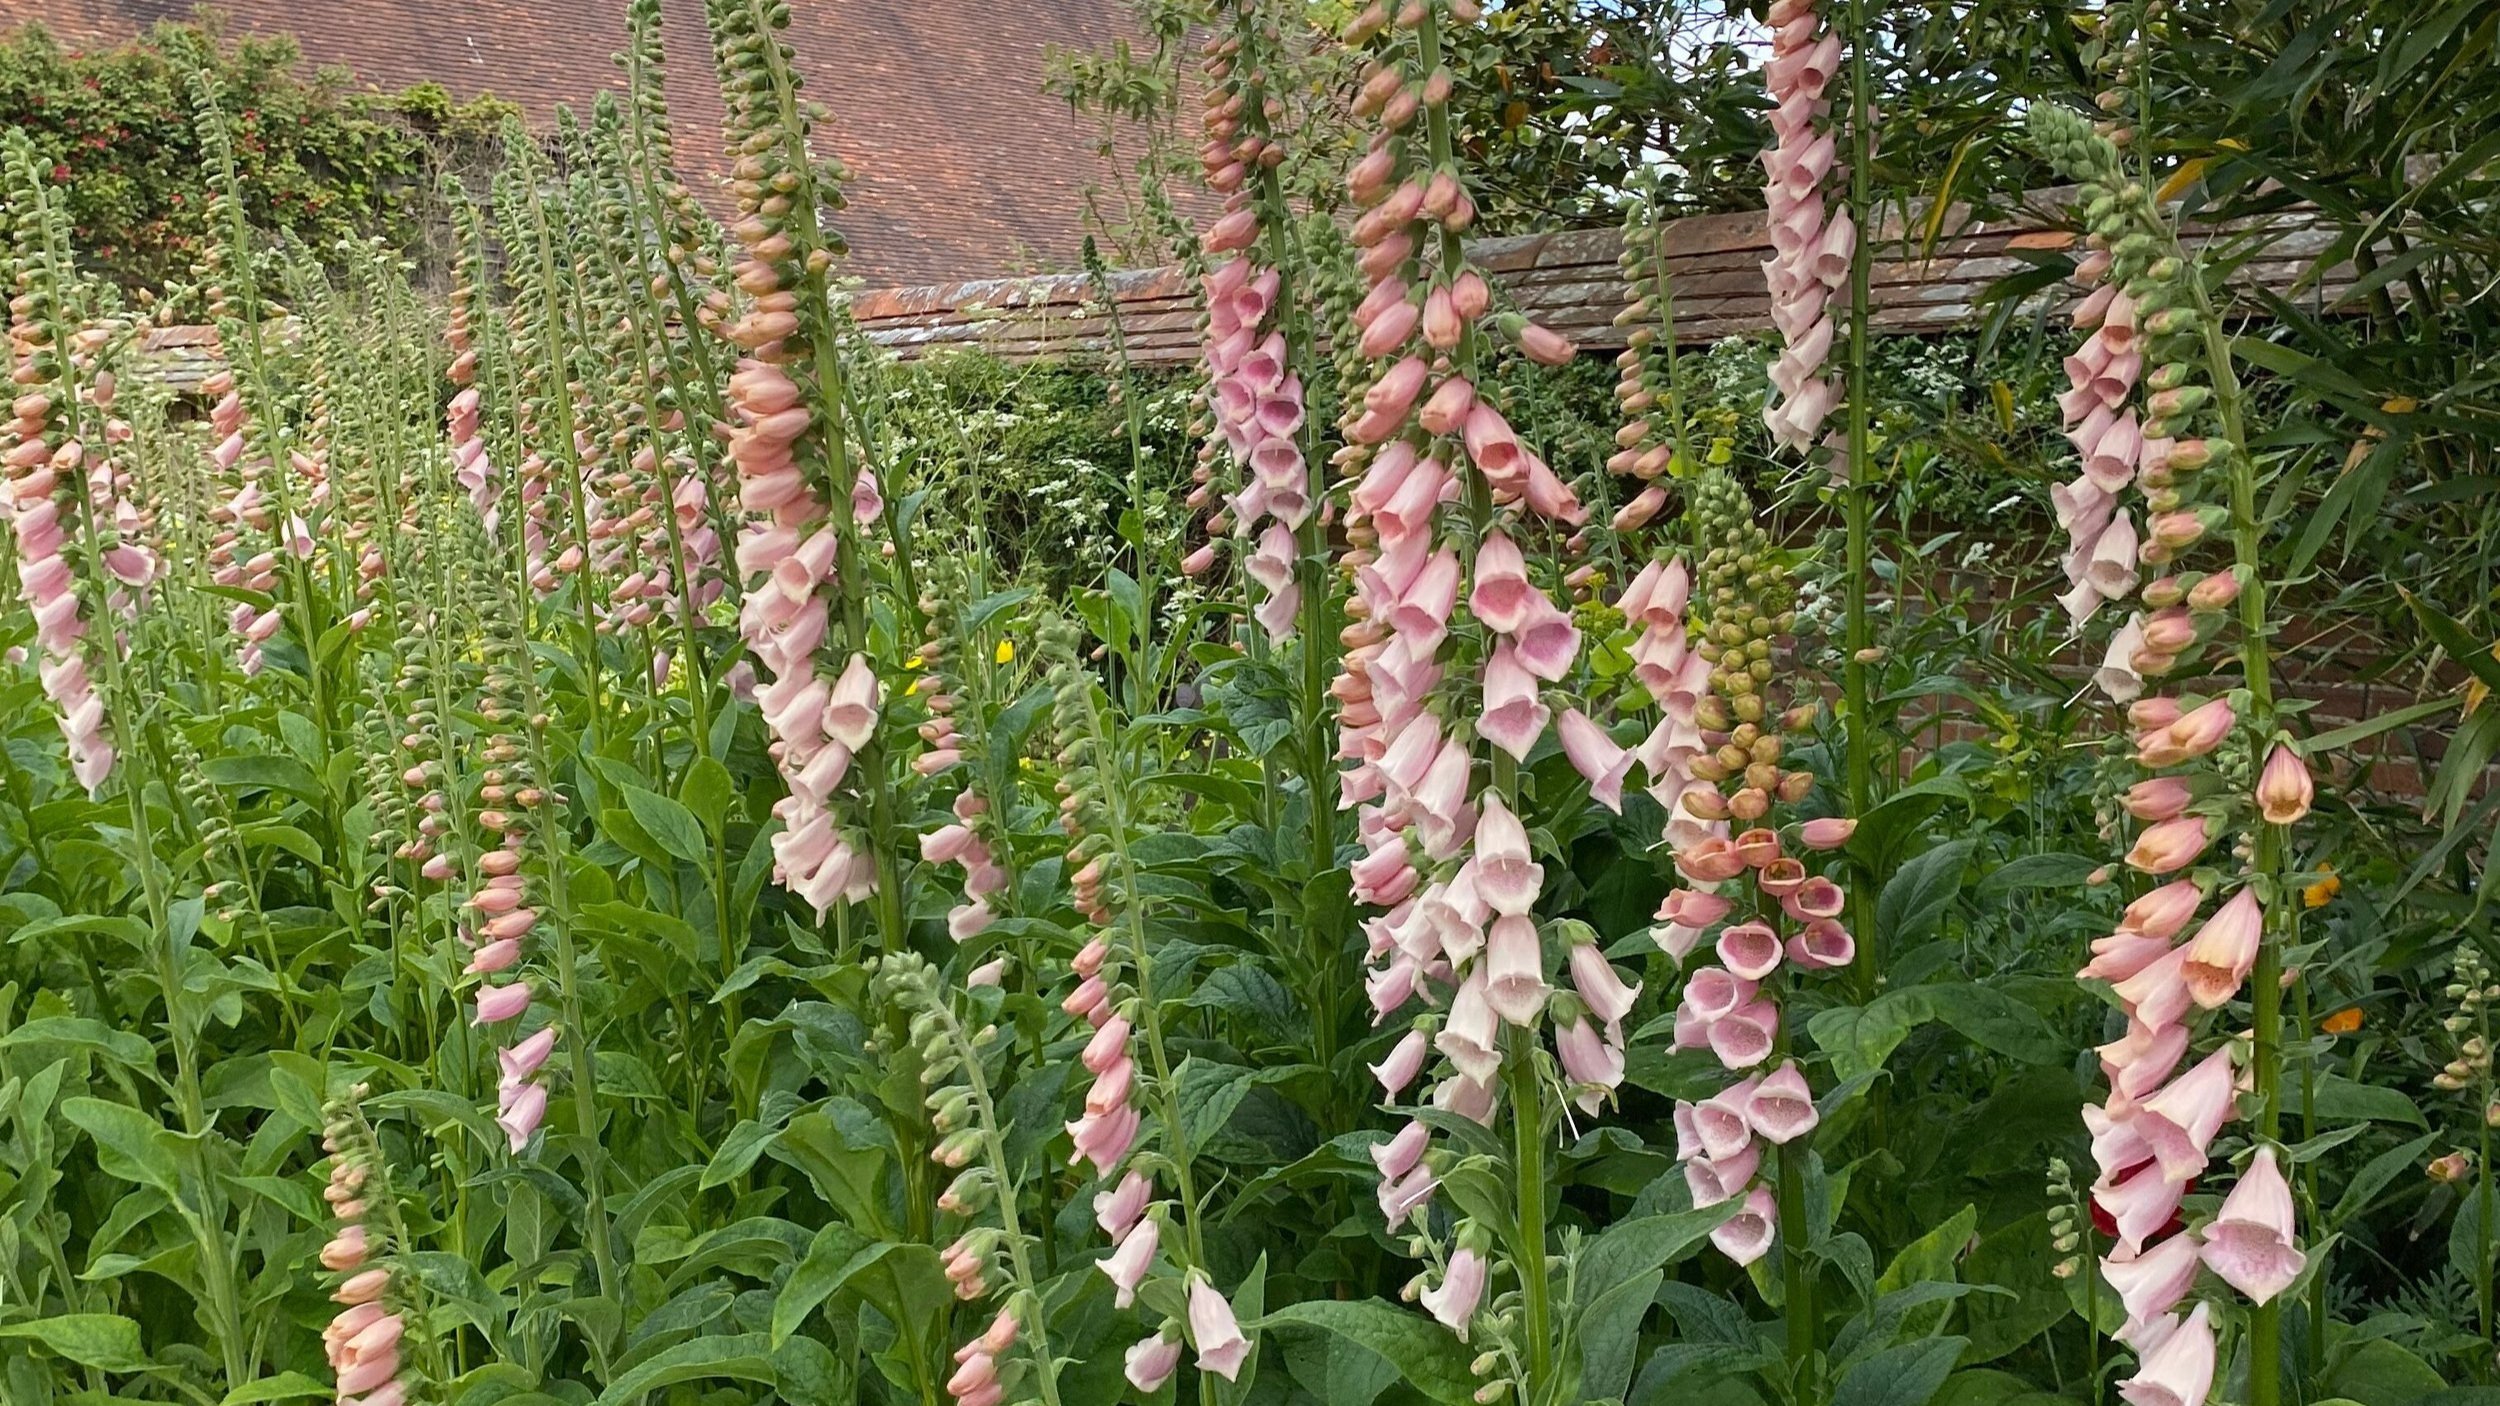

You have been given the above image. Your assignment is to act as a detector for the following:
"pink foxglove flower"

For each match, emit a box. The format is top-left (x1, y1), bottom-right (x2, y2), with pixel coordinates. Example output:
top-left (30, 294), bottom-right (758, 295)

top-left (2255, 742), bottom-right (2313, 824)
top-left (1185, 1276), bottom-right (1251, 1381)
top-left (1421, 1243), bottom-right (1488, 1333)
top-left (2199, 1145), bottom-right (2304, 1304)
top-left (2117, 1303), bottom-right (2216, 1406)
top-left (2178, 886), bottom-right (2263, 1009)
top-left (1124, 1332), bottom-right (1184, 1393)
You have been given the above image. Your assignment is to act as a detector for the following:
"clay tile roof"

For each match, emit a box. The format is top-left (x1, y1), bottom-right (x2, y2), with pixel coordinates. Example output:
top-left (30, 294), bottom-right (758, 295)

top-left (2, 0), bottom-right (1195, 287)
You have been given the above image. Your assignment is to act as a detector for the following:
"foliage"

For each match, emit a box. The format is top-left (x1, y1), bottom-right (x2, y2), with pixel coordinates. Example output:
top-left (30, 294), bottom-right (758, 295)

top-left (0, 13), bottom-right (516, 288)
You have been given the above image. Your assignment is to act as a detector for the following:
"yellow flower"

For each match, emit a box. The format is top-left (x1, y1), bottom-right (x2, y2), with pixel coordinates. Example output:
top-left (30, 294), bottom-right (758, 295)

top-left (995, 640), bottom-right (1015, 664)
top-left (2302, 866), bottom-right (2340, 908)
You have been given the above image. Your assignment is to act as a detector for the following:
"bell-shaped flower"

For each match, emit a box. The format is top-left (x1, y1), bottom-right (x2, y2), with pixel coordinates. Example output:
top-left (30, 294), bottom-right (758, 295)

top-left (2256, 742), bottom-right (2314, 825)
top-left (1745, 1060), bottom-right (1819, 1144)
top-left (1420, 1244), bottom-right (1488, 1334)
top-left (2102, 1229), bottom-right (2203, 1338)
top-left (1436, 968), bottom-right (1503, 1083)
top-left (1557, 709), bottom-right (1633, 812)
top-left (1484, 914), bottom-right (1550, 1025)
top-left (2200, 1145), bottom-right (2305, 1304)
top-left (1710, 1186), bottom-right (1779, 1266)
top-left (2136, 1047), bottom-right (2240, 1183)
top-left (2180, 887), bottom-right (2263, 1009)
top-left (1185, 1276), bottom-right (1252, 1381)
top-left (2117, 1303), bottom-right (2215, 1406)
top-left (1097, 1216), bottom-right (1159, 1308)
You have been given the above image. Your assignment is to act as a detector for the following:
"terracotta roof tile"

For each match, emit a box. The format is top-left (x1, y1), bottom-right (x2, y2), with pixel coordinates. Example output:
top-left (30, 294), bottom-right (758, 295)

top-left (1, 0), bottom-right (1199, 286)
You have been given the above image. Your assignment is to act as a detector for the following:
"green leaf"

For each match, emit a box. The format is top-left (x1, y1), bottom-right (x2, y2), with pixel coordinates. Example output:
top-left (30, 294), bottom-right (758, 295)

top-left (771, 1223), bottom-right (876, 1346)
top-left (1257, 1299), bottom-right (1479, 1406)
top-left (2309, 1076), bottom-right (2426, 1128)
top-left (1972, 853), bottom-right (2098, 902)
top-left (591, 1332), bottom-right (779, 1404)
top-left (2320, 1339), bottom-right (2447, 1405)
top-left (2330, 1132), bottom-right (2438, 1226)
top-left (201, 754), bottom-right (325, 804)
top-left (2450, 1190), bottom-right (2494, 1287)
top-left (0, 1015), bottom-right (154, 1068)
top-left (61, 1097), bottom-right (180, 1194)
top-left (679, 757), bottom-right (735, 837)
top-left (1808, 989), bottom-right (1930, 1081)
top-left (1877, 840), bottom-right (1973, 949)
top-left (1832, 1337), bottom-right (1967, 1406)
top-left (2297, 697), bottom-right (2461, 757)
top-left (2401, 590), bottom-right (2500, 693)
top-left (1920, 984), bottom-right (2062, 1065)
top-left (622, 783), bottom-right (710, 866)
top-left (219, 1372), bottom-right (333, 1404)
top-left (0, 1314), bottom-right (149, 1371)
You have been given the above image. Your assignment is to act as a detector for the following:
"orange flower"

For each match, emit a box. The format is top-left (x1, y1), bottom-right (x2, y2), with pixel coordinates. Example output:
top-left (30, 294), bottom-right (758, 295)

top-left (2321, 1007), bottom-right (2363, 1035)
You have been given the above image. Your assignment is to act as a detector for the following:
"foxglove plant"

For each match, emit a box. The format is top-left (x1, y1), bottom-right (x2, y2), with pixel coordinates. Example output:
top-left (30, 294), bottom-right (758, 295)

top-left (3, 138), bottom-right (122, 793)
top-left (316, 1088), bottom-right (437, 1406)
top-left (913, 555), bottom-right (1017, 943)
top-left (1037, 614), bottom-right (1245, 1388)
top-left (1656, 469), bottom-right (1852, 1326)
top-left (1332, 2), bottom-right (1648, 1398)
top-left (708, 0), bottom-right (907, 931)
top-left (192, 73), bottom-right (319, 682)
top-left (1602, 186), bottom-right (1689, 535)
top-left (872, 950), bottom-right (1066, 1406)
top-left (1193, 5), bottom-right (1310, 644)
top-left (2033, 99), bottom-right (2314, 1406)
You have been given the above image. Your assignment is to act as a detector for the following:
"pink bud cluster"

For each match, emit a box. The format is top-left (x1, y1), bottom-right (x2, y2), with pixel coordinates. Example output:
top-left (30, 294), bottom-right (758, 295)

top-left (1759, 0), bottom-right (1853, 456)
top-left (921, 789), bottom-right (1008, 940)
top-left (2052, 248), bottom-right (2150, 634)
top-left (3, 367), bottom-right (111, 790)
top-left (446, 268), bottom-right (497, 520)
top-left (199, 365), bottom-right (283, 675)
top-left (1191, 28), bottom-right (1308, 641)
top-left (317, 1137), bottom-right (409, 1406)
top-left (723, 330), bottom-right (884, 913)
top-left (944, 1307), bottom-right (1018, 1406)
top-left (464, 816), bottom-right (555, 1151)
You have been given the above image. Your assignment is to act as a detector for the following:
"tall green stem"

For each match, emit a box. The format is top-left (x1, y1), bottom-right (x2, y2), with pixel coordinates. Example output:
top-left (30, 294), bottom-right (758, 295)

top-left (1841, 0), bottom-right (1877, 1001)
top-left (2199, 254), bottom-right (2283, 1406)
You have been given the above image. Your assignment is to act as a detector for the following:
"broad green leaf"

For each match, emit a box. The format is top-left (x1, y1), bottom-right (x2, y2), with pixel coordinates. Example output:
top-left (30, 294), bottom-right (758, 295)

top-left (679, 756), bottom-right (735, 836)
top-left (1257, 1299), bottom-right (1478, 1406)
top-left (1971, 853), bottom-right (2098, 902)
top-left (0, 1314), bottom-right (149, 1372)
top-left (1920, 984), bottom-right (2062, 1065)
top-left (1808, 989), bottom-right (1930, 1081)
top-left (771, 1223), bottom-right (881, 1346)
top-left (0, 1016), bottom-right (153, 1068)
top-left (1831, 1337), bottom-right (1967, 1406)
top-left (622, 783), bottom-right (710, 866)
top-left (1877, 840), bottom-right (1973, 948)
top-left (591, 1332), bottom-right (778, 1405)
top-left (61, 1097), bottom-right (180, 1194)
top-left (2309, 1076), bottom-right (2426, 1128)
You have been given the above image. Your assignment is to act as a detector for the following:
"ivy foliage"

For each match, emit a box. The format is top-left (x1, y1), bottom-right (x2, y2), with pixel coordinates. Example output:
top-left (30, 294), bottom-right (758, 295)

top-left (0, 13), bottom-right (515, 288)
